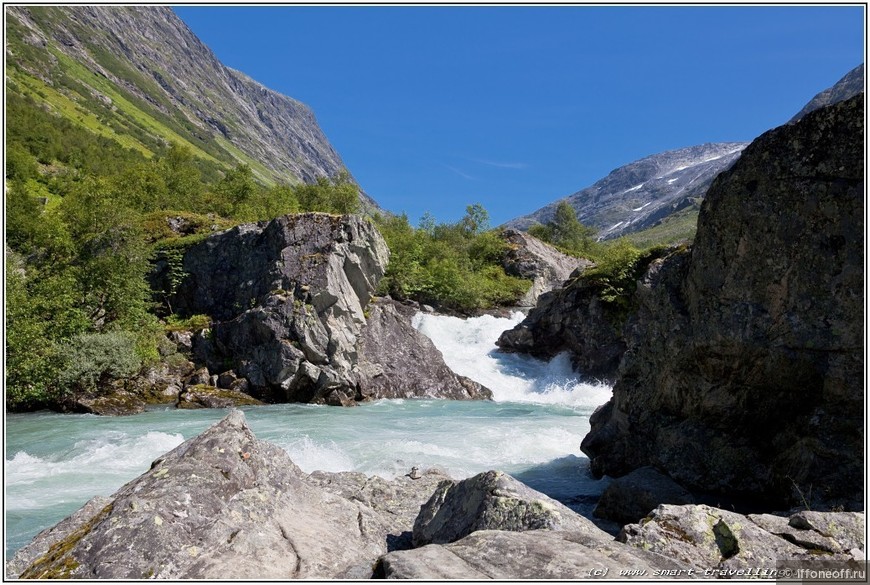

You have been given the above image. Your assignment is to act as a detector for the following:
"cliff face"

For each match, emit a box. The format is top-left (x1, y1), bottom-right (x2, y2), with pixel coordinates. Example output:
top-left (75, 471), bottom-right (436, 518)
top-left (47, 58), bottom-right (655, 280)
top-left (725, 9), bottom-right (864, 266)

top-left (581, 95), bottom-right (864, 510)
top-left (6, 5), bottom-right (376, 206)
top-left (155, 213), bottom-right (489, 406)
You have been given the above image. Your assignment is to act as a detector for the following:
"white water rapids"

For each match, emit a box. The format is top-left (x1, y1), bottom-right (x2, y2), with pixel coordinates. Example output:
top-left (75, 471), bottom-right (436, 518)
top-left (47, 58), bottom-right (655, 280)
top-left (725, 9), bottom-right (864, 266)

top-left (5, 312), bottom-right (613, 557)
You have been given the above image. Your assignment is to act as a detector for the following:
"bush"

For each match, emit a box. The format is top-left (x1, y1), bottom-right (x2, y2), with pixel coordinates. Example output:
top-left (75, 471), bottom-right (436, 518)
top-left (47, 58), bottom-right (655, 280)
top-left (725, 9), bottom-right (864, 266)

top-left (374, 205), bottom-right (532, 313)
top-left (55, 331), bottom-right (143, 395)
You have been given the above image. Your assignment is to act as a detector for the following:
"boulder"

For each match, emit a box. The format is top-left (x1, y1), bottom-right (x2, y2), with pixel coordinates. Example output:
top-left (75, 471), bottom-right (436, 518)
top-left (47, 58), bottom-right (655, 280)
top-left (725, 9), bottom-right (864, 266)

top-left (355, 298), bottom-right (492, 401)
top-left (161, 213), bottom-right (390, 405)
top-left (582, 96), bottom-right (865, 510)
top-left (499, 228), bottom-right (591, 306)
top-left (593, 466), bottom-right (695, 525)
top-left (10, 411), bottom-right (409, 579)
top-left (496, 274), bottom-right (628, 382)
top-left (412, 470), bottom-right (605, 547)
top-left (377, 529), bottom-right (696, 579)
top-left (71, 390), bottom-right (146, 416)
top-left (619, 504), bottom-right (865, 576)
top-left (176, 385), bottom-right (265, 409)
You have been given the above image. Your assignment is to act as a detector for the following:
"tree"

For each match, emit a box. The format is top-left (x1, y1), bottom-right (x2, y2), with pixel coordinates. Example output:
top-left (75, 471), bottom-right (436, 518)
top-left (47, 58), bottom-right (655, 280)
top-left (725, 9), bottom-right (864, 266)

top-left (460, 203), bottom-right (489, 236)
top-left (529, 201), bottom-right (597, 257)
top-left (294, 171), bottom-right (360, 215)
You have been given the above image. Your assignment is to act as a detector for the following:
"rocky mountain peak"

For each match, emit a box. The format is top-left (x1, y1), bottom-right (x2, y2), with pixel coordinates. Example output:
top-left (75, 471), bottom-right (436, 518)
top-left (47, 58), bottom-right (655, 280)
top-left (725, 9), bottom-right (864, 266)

top-left (505, 142), bottom-right (748, 240)
top-left (790, 63), bottom-right (864, 123)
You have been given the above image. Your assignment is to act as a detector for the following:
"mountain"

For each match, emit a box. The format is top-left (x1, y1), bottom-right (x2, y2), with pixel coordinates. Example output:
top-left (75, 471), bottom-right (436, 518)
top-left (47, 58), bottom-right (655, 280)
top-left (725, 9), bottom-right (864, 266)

top-left (5, 5), bottom-right (377, 207)
top-left (504, 142), bottom-right (748, 241)
top-left (789, 63), bottom-right (864, 123)
top-left (506, 65), bottom-right (864, 244)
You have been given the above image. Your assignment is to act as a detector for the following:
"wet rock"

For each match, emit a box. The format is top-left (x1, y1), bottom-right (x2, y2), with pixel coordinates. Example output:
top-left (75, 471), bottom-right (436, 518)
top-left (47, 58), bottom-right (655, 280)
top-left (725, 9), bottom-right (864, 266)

top-left (496, 274), bottom-right (628, 382)
top-left (72, 390), bottom-right (146, 416)
top-left (412, 470), bottom-right (605, 547)
top-left (377, 529), bottom-right (695, 579)
top-left (355, 298), bottom-right (491, 401)
top-left (594, 466), bottom-right (695, 525)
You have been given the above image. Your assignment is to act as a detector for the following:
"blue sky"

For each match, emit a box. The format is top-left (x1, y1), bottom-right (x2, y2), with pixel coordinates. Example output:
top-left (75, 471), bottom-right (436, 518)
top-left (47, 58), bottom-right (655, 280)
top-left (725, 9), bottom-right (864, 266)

top-left (173, 5), bottom-right (865, 227)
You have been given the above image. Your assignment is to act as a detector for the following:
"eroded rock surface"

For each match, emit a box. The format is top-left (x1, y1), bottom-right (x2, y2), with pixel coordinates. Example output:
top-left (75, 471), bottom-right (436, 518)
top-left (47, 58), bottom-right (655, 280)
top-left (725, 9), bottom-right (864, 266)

top-left (619, 505), bottom-right (865, 576)
top-left (10, 411), bottom-right (442, 579)
top-left (165, 213), bottom-right (388, 405)
top-left (412, 470), bottom-right (605, 547)
top-left (378, 529), bottom-right (695, 579)
top-left (582, 96), bottom-right (865, 510)
top-left (496, 270), bottom-right (628, 381)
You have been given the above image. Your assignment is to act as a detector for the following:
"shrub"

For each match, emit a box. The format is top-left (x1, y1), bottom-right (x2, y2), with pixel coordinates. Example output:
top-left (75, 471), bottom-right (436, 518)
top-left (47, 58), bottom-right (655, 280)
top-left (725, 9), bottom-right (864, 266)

top-left (54, 331), bottom-right (143, 395)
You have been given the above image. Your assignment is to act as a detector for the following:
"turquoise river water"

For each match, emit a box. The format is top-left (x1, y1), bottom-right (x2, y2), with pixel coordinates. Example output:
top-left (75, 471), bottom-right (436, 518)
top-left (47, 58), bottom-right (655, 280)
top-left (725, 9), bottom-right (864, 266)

top-left (5, 312), bottom-right (613, 558)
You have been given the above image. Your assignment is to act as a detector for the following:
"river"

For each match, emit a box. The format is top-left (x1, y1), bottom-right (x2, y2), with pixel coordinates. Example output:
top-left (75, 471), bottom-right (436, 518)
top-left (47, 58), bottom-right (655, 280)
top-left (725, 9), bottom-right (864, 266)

top-left (5, 312), bottom-right (612, 558)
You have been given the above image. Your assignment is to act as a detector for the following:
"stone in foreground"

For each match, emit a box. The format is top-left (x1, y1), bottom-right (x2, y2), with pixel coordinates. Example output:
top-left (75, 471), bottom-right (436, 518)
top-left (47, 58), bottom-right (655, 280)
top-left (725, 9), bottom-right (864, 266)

top-left (378, 529), bottom-right (695, 579)
top-left (412, 470), bottom-right (605, 547)
top-left (12, 411), bottom-right (420, 579)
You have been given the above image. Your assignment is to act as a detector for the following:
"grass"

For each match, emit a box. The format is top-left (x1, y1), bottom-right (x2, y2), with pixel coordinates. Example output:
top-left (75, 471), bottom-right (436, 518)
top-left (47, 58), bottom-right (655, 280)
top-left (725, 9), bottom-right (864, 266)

top-left (621, 206), bottom-right (700, 249)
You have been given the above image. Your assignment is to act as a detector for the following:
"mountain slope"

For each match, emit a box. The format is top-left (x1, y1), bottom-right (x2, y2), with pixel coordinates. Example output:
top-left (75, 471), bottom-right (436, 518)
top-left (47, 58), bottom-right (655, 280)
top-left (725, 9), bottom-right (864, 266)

top-left (5, 5), bottom-right (365, 196)
top-left (504, 142), bottom-right (748, 241)
top-left (789, 63), bottom-right (864, 123)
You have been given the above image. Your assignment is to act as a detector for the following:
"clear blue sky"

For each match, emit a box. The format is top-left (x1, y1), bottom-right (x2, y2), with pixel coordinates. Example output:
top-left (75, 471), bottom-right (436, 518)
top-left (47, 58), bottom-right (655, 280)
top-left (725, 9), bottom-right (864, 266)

top-left (173, 5), bottom-right (865, 227)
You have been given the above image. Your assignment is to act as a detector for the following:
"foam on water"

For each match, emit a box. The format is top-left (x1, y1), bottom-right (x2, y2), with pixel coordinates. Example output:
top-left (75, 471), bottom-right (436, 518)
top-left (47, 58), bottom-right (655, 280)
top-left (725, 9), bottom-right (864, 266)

top-left (412, 311), bottom-right (612, 408)
top-left (5, 312), bottom-right (614, 558)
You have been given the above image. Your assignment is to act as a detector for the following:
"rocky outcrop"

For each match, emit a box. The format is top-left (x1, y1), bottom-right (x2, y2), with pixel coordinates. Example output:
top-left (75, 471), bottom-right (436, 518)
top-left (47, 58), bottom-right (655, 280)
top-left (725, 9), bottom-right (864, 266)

top-left (582, 96), bottom-right (865, 510)
top-left (356, 298), bottom-right (491, 401)
top-left (499, 229), bottom-right (591, 306)
top-left (496, 267), bottom-right (628, 381)
top-left (593, 467), bottom-right (695, 526)
top-left (166, 213), bottom-right (389, 405)
top-left (155, 213), bottom-right (492, 407)
top-left (412, 470), bottom-right (604, 547)
top-left (619, 505), bottom-right (865, 576)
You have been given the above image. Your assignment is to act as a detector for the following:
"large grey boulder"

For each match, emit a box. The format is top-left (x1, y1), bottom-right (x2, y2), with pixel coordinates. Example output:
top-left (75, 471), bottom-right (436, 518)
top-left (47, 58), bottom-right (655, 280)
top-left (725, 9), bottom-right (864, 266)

top-left (499, 228), bottom-right (591, 306)
top-left (9, 411), bottom-right (428, 579)
top-left (412, 470), bottom-right (605, 547)
top-left (378, 529), bottom-right (696, 579)
top-left (356, 298), bottom-right (491, 401)
top-left (619, 504), bottom-right (865, 576)
top-left (164, 213), bottom-right (389, 405)
top-left (582, 96), bottom-right (865, 510)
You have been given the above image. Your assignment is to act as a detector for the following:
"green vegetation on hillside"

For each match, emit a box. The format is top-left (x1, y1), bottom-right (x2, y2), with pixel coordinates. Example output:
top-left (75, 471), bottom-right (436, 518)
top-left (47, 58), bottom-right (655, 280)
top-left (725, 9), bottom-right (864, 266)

top-left (4, 90), bottom-right (364, 411)
top-left (526, 201), bottom-right (675, 321)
